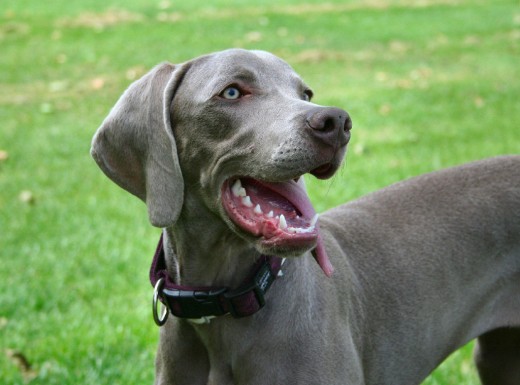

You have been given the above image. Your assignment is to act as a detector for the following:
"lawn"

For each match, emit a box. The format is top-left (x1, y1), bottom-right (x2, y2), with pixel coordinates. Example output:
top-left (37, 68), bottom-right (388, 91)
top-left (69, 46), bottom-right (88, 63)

top-left (1, 0), bottom-right (519, 384)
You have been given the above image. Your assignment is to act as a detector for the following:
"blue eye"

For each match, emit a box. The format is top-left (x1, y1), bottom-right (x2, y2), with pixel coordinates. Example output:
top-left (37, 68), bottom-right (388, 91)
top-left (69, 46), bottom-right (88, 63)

top-left (221, 86), bottom-right (241, 100)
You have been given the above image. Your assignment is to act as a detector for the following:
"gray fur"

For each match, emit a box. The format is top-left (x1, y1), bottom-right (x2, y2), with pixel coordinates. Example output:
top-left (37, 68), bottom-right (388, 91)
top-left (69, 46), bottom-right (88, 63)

top-left (92, 49), bottom-right (520, 385)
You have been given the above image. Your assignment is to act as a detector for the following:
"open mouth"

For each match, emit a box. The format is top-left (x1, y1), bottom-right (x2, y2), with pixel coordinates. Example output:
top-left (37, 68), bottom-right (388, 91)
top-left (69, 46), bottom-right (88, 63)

top-left (222, 177), bottom-right (318, 244)
top-left (221, 177), bottom-right (334, 276)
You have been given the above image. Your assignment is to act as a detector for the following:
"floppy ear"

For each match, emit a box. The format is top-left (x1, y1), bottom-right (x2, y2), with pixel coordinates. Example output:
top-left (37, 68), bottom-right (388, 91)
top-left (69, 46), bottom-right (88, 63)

top-left (91, 63), bottom-right (187, 227)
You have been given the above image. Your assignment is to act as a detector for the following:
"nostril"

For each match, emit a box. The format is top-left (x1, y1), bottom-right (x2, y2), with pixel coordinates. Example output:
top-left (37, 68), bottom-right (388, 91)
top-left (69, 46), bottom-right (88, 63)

top-left (344, 116), bottom-right (352, 132)
top-left (322, 117), bottom-right (336, 132)
top-left (307, 111), bottom-right (341, 132)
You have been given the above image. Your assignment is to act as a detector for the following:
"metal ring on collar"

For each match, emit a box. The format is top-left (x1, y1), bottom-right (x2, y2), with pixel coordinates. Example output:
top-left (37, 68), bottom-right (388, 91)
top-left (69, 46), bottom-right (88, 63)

top-left (153, 277), bottom-right (169, 326)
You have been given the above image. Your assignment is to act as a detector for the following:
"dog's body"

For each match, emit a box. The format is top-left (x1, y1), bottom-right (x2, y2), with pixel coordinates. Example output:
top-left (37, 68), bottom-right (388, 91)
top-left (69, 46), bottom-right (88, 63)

top-left (92, 49), bottom-right (520, 385)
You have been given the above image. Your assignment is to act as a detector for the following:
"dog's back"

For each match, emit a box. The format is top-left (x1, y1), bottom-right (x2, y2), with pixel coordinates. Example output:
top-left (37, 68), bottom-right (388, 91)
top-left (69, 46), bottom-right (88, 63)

top-left (319, 155), bottom-right (520, 384)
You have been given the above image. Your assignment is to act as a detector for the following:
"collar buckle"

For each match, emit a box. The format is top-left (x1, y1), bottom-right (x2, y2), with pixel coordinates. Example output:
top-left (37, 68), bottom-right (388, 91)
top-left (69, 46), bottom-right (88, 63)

top-left (162, 287), bottom-right (228, 320)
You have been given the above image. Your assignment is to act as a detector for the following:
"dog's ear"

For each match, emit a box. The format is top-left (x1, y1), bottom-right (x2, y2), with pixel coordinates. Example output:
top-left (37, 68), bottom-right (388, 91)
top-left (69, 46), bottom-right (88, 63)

top-left (91, 63), bottom-right (187, 227)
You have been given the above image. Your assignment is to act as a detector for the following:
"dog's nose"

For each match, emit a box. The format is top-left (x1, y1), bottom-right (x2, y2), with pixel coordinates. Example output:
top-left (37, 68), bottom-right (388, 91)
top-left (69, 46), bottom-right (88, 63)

top-left (306, 107), bottom-right (351, 147)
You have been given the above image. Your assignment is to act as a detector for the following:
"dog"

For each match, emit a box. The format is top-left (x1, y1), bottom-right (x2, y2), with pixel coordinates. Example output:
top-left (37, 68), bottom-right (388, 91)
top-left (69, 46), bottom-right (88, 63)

top-left (91, 49), bottom-right (520, 385)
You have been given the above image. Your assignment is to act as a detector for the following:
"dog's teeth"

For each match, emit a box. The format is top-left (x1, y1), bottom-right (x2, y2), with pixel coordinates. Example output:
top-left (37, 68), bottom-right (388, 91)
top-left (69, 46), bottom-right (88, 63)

top-left (231, 179), bottom-right (242, 197)
top-left (231, 179), bottom-right (247, 197)
top-left (267, 211), bottom-right (274, 218)
top-left (279, 214), bottom-right (287, 230)
top-left (311, 214), bottom-right (319, 226)
top-left (242, 196), bottom-right (253, 207)
top-left (254, 204), bottom-right (263, 215)
top-left (287, 225), bottom-right (315, 234)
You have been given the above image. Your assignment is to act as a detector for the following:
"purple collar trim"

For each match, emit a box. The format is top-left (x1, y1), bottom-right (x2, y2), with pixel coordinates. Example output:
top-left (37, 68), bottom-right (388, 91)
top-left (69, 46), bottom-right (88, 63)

top-left (150, 234), bottom-right (284, 325)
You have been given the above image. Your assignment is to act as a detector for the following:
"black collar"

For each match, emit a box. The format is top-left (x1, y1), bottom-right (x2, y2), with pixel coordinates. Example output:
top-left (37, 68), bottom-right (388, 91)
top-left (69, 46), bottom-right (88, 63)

top-left (150, 234), bottom-right (284, 325)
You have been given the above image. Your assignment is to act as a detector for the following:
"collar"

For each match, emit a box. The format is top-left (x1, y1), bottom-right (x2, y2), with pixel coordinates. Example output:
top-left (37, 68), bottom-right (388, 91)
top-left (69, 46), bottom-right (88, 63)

top-left (150, 234), bottom-right (285, 325)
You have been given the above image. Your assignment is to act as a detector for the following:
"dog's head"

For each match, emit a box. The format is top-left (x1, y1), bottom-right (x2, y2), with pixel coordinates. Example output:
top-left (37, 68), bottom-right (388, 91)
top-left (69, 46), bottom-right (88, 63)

top-left (91, 49), bottom-right (351, 276)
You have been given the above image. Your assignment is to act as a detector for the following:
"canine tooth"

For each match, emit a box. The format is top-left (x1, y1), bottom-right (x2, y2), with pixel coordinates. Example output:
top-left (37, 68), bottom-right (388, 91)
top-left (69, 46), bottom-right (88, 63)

top-left (279, 215), bottom-right (287, 230)
top-left (242, 196), bottom-right (253, 207)
top-left (267, 211), bottom-right (274, 218)
top-left (254, 204), bottom-right (263, 215)
top-left (311, 214), bottom-right (319, 226)
top-left (231, 179), bottom-right (242, 197)
top-left (231, 179), bottom-right (247, 197)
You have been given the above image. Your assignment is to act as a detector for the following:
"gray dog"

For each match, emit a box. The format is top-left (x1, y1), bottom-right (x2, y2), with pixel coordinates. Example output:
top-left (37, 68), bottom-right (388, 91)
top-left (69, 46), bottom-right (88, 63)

top-left (91, 49), bottom-right (520, 385)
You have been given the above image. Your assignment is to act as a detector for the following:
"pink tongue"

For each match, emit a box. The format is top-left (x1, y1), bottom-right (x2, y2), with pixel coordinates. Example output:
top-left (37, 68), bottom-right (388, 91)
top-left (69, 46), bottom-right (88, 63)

top-left (261, 180), bottom-right (334, 277)
top-left (312, 236), bottom-right (334, 277)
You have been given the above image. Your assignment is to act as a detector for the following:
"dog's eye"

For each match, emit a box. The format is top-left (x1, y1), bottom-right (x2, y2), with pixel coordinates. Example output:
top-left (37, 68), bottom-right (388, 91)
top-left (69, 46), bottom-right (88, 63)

top-left (303, 89), bottom-right (313, 102)
top-left (221, 86), bottom-right (242, 100)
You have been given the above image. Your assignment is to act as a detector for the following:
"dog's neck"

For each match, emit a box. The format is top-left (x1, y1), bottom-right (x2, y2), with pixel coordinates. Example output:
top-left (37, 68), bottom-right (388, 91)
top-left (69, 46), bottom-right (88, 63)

top-left (163, 196), bottom-right (260, 288)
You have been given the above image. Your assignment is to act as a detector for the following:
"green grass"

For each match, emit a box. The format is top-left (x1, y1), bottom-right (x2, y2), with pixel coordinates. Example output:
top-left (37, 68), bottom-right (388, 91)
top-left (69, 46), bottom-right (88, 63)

top-left (1, 0), bottom-right (518, 383)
